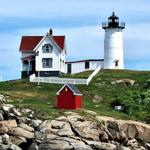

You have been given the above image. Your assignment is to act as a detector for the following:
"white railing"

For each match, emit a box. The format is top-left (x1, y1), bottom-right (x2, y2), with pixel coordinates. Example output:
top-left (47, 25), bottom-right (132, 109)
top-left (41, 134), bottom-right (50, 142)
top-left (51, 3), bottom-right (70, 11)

top-left (30, 76), bottom-right (87, 85)
top-left (87, 65), bottom-right (101, 85)
top-left (30, 74), bottom-right (35, 81)
top-left (30, 65), bottom-right (101, 85)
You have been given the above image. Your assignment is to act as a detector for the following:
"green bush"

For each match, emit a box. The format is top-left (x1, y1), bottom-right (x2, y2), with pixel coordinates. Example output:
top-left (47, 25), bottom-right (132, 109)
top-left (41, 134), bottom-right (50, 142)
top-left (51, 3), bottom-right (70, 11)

top-left (111, 90), bottom-right (150, 120)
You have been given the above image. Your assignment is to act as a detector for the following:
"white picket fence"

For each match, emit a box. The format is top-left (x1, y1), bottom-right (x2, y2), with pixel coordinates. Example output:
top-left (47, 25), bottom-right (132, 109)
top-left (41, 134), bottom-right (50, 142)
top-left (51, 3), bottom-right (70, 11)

top-left (30, 65), bottom-right (101, 85)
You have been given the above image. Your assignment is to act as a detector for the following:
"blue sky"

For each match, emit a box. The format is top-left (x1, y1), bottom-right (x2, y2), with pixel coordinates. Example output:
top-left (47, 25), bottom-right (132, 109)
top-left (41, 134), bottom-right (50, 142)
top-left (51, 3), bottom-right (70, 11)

top-left (0, 0), bottom-right (150, 80)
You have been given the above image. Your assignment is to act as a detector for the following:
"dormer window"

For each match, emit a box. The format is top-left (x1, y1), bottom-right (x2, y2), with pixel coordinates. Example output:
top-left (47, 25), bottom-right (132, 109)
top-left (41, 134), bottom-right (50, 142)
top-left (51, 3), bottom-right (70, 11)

top-left (42, 44), bottom-right (53, 53)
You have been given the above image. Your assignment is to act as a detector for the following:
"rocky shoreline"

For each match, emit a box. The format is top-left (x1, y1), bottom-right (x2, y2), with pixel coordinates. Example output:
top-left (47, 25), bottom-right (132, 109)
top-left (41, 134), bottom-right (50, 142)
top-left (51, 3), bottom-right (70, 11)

top-left (0, 104), bottom-right (150, 150)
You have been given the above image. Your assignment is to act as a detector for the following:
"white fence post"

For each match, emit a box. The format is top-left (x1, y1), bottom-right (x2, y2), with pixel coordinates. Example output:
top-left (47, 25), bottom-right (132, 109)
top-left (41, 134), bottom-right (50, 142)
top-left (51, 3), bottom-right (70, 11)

top-left (29, 74), bottom-right (36, 82)
top-left (86, 65), bottom-right (101, 85)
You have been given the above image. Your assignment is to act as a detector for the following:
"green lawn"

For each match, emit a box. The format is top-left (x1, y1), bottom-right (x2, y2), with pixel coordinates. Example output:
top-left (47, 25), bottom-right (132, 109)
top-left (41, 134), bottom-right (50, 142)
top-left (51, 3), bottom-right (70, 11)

top-left (0, 69), bottom-right (150, 121)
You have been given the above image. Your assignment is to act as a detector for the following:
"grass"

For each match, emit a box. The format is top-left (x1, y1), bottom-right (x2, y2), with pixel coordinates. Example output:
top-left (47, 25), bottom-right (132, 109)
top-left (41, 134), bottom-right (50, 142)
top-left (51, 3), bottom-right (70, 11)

top-left (63, 70), bottom-right (93, 79)
top-left (0, 69), bottom-right (150, 121)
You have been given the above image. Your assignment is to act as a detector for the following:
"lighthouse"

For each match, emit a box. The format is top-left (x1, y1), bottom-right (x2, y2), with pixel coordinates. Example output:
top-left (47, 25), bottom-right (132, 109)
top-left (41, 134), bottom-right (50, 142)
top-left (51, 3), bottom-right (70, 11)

top-left (102, 12), bottom-right (125, 69)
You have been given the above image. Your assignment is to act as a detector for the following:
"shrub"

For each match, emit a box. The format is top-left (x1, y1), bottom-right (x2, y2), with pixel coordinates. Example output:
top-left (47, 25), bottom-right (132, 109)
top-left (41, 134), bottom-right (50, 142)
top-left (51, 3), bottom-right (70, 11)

top-left (111, 90), bottom-right (150, 121)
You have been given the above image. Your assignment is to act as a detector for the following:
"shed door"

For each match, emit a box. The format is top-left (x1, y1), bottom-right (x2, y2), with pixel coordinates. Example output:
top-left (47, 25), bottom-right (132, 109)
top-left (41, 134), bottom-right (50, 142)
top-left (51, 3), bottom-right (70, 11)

top-left (67, 64), bottom-right (72, 74)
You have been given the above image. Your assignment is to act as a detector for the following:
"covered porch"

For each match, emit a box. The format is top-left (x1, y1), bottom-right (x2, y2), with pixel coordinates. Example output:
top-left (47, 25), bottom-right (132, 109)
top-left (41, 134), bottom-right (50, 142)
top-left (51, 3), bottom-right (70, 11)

top-left (21, 55), bottom-right (35, 78)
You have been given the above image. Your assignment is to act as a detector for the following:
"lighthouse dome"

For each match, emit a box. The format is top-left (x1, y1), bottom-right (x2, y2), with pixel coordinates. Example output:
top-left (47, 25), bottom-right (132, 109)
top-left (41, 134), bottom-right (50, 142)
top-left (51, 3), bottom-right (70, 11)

top-left (102, 12), bottom-right (125, 29)
top-left (108, 12), bottom-right (119, 19)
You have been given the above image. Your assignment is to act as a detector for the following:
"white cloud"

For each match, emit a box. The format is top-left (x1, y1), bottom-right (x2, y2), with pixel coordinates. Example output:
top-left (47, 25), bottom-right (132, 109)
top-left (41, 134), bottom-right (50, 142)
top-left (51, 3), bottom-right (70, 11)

top-left (124, 23), bottom-right (150, 61)
top-left (126, 23), bottom-right (150, 40)
top-left (0, 0), bottom-right (149, 20)
top-left (0, 34), bottom-right (21, 80)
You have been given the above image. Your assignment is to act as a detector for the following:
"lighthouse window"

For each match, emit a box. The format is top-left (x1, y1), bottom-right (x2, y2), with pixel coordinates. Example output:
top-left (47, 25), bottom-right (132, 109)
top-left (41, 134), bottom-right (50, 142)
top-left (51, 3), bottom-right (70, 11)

top-left (85, 61), bottom-right (90, 69)
top-left (115, 60), bottom-right (119, 67)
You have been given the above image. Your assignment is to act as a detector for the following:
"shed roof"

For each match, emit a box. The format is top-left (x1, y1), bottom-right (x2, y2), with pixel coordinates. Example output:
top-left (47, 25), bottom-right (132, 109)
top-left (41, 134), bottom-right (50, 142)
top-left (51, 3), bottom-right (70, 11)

top-left (57, 83), bottom-right (82, 96)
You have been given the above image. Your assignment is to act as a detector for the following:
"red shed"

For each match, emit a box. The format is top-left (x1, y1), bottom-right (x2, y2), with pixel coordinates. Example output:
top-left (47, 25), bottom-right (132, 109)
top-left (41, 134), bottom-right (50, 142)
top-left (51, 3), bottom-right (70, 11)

top-left (56, 84), bottom-right (82, 109)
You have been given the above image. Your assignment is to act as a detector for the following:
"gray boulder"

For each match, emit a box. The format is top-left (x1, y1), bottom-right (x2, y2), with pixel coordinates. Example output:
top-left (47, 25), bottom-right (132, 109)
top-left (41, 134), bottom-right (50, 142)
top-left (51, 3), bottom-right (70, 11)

top-left (0, 112), bottom-right (4, 121)
top-left (10, 127), bottom-right (34, 139)
top-left (85, 140), bottom-right (116, 150)
top-left (2, 134), bottom-right (10, 145)
top-left (70, 120), bottom-right (102, 141)
top-left (39, 120), bottom-right (75, 137)
top-left (8, 144), bottom-right (22, 150)
top-left (38, 140), bottom-right (73, 150)
top-left (19, 123), bottom-right (34, 132)
top-left (0, 94), bottom-right (6, 103)
top-left (28, 142), bottom-right (39, 150)
top-left (0, 144), bottom-right (9, 150)
top-left (30, 119), bottom-right (42, 128)
top-left (0, 120), bottom-right (17, 134)
top-left (55, 137), bottom-right (92, 150)
top-left (111, 79), bottom-right (135, 86)
top-left (2, 104), bottom-right (21, 117)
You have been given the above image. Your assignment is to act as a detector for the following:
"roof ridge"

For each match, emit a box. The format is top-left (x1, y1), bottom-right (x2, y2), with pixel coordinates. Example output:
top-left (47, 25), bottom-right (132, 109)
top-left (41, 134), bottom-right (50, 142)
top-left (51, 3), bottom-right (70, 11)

top-left (19, 35), bottom-right (65, 52)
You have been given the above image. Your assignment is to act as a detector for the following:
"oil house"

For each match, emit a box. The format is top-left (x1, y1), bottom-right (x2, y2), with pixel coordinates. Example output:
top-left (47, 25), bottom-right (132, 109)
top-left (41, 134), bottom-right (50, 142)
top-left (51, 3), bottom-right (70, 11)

top-left (56, 84), bottom-right (82, 109)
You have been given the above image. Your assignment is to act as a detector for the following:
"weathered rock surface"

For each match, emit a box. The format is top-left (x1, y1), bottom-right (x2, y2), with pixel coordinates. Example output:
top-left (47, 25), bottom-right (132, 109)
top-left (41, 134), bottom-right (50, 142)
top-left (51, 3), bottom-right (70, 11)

top-left (39, 140), bottom-right (73, 150)
top-left (19, 122), bottom-right (34, 132)
top-left (0, 94), bottom-right (6, 103)
top-left (92, 95), bottom-right (103, 103)
top-left (0, 112), bottom-right (4, 121)
top-left (0, 120), bottom-right (17, 134)
top-left (111, 79), bottom-right (135, 86)
top-left (0, 102), bottom-right (150, 150)
top-left (10, 127), bottom-right (34, 139)
top-left (85, 140), bottom-right (116, 150)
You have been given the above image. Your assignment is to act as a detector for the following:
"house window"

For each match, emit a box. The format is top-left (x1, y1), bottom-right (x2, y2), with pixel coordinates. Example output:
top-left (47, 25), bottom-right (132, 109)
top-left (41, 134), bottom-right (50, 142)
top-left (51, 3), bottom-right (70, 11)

top-left (22, 60), bottom-right (29, 71)
top-left (42, 58), bottom-right (52, 68)
top-left (23, 60), bottom-right (28, 65)
top-left (85, 61), bottom-right (90, 69)
top-left (115, 60), bottom-right (119, 67)
top-left (42, 44), bottom-right (53, 53)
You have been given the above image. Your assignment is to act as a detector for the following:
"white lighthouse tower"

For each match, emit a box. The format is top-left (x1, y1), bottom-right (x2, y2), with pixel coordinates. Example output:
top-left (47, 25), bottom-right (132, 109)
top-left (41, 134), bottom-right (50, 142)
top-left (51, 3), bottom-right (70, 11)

top-left (102, 12), bottom-right (125, 69)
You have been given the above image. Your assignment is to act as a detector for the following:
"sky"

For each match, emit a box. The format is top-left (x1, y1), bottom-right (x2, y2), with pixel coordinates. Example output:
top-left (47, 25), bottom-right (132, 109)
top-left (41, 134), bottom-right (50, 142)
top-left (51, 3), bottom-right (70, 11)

top-left (0, 0), bottom-right (150, 81)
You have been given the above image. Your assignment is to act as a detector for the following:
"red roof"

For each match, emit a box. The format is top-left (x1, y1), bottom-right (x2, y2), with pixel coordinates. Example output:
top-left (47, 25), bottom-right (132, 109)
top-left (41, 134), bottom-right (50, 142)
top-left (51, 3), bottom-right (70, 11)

top-left (52, 36), bottom-right (65, 51)
top-left (19, 35), bottom-right (65, 52)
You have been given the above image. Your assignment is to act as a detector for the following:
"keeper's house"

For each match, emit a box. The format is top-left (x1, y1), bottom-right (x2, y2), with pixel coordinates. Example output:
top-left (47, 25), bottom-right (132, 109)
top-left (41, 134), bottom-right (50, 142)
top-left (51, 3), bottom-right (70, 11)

top-left (19, 29), bottom-right (66, 78)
